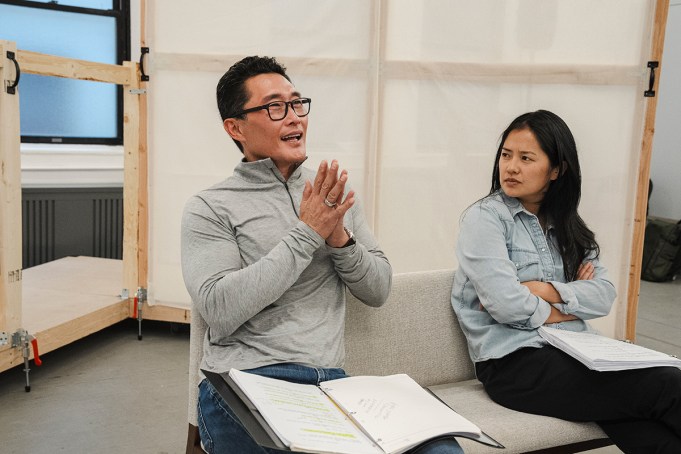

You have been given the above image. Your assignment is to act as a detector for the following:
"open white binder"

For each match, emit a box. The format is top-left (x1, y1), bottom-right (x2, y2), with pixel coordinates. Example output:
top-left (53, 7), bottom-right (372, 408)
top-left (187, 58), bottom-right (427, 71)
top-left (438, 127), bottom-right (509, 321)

top-left (203, 369), bottom-right (503, 454)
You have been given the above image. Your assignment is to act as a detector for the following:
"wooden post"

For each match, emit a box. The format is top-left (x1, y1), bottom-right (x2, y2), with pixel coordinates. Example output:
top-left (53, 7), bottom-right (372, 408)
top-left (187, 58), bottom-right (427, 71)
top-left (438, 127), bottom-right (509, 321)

top-left (122, 61), bottom-right (142, 302)
top-left (625, 0), bottom-right (670, 341)
top-left (138, 0), bottom-right (149, 292)
top-left (0, 41), bottom-right (23, 358)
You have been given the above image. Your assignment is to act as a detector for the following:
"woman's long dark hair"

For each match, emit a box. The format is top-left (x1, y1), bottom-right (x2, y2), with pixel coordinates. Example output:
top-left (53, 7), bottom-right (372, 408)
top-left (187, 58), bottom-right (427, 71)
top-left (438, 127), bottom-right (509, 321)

top-left (489, 110), bottom-right (599, 281)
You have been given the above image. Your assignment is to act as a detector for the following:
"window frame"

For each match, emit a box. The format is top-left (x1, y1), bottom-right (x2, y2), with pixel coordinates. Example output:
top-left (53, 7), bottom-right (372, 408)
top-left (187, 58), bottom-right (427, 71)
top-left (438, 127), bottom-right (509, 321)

top-left (1, 0), bottom-right (131, 145)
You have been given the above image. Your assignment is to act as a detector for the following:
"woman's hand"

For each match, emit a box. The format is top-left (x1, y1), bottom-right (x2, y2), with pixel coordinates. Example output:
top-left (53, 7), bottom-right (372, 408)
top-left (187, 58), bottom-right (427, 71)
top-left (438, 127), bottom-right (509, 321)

top-left (544, 305), bottom-right (578, 324)
top-left (521, 281), bottom-right (578, 324)
top-left (576, 261), bottom-right (595, 280)
top-left (523, 261), bottom-right (595, 302)
top-left (521, 281), bottom-right (561, 303)
top-left (531, 261), bottom-right (595, 325)
top-left (520, 281), bottom-right (577, 322)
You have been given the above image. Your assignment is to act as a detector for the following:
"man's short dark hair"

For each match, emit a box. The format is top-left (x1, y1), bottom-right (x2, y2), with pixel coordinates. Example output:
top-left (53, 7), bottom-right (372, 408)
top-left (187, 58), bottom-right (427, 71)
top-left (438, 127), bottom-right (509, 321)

top-left (216, 56), bottom-right (291, 152)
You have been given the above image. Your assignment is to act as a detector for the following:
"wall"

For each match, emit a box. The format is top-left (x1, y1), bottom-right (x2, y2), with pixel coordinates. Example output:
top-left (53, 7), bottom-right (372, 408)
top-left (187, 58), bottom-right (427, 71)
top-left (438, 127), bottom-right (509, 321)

top-left (649, 0), bottom-right (681, 220)
top-left (144, 1), bottom-right (660, 339)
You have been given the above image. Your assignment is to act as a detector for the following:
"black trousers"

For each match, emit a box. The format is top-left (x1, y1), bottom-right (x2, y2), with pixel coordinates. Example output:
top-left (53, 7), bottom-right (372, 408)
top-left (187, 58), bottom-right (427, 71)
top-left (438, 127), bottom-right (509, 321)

top-left (476, 346), bottom-right (681, 454)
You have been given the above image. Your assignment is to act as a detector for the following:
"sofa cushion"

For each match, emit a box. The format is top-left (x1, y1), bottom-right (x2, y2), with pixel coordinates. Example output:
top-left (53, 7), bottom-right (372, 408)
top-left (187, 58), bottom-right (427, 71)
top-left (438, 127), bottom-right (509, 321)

top-left (344, 269), bottom-right (474, 387)
top-left (429, 380), bottom-right (608, 453)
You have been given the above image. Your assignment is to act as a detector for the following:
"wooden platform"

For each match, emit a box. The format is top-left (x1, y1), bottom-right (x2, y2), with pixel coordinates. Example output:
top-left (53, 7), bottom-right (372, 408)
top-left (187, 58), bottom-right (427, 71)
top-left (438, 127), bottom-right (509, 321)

top-left (0, 256), bottom-right (193, 374)
top-left (0, 256), bottom-right (128, 373)
top-left (0, 47), bottom-right (195, 377)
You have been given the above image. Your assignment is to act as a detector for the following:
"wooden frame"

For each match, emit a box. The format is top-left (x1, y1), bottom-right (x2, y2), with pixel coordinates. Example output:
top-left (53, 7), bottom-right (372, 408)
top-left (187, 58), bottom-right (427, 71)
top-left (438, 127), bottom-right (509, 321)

top-left (625, 0), bottom-right (670, 341)
top-left (0, 42), bottom-right (189, 375)
top-left (0, 41), bottom-right (23, 371)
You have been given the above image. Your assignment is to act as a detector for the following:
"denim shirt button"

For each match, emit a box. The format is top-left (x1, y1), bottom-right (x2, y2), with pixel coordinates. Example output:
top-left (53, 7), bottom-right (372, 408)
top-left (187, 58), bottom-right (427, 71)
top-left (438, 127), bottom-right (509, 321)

top-left (541, 248), bottom-right (546, 252)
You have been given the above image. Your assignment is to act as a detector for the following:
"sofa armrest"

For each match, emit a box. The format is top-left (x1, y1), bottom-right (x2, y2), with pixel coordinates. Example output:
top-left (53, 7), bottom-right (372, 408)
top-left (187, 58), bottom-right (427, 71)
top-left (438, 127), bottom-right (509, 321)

top-left (188, 303), bottom-right (208, 427)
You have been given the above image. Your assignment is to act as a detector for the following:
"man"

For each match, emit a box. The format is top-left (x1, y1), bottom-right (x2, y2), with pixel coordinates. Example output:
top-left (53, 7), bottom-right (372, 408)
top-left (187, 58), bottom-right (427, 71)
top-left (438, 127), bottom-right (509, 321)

top-left (181, 56), bottom-right (463, 453)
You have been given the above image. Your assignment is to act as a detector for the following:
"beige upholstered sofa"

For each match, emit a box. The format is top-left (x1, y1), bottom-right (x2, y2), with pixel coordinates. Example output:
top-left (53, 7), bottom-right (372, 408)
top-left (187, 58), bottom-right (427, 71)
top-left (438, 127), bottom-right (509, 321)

top-left (187, 269), bottom-right (612, 453)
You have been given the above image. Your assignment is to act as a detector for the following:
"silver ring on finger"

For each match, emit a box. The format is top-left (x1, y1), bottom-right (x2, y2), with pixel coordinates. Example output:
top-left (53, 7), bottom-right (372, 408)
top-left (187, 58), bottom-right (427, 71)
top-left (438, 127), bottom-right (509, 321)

top-left (324, 198), bottom-right (337, 208)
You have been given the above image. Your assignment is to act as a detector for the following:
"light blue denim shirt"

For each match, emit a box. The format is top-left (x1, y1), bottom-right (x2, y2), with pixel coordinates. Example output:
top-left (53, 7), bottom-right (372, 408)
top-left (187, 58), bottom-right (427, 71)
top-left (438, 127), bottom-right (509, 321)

top-left (451, 191), bottom-right (617, 363)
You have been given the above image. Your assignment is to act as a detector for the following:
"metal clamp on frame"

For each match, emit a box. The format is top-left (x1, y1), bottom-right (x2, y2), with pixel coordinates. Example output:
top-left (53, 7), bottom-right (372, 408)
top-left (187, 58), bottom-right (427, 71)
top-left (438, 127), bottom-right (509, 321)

top-left (11, 329), bottom-right (42, 392)
top-left (134, 287), bottom-right (148, 341)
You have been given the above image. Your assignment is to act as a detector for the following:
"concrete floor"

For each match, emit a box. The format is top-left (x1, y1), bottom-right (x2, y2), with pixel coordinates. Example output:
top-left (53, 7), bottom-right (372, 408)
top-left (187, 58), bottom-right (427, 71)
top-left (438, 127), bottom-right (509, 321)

top-left (0, 320), bottom-right (190, 453)
top-left (0, 278), bottom-right (679, 454)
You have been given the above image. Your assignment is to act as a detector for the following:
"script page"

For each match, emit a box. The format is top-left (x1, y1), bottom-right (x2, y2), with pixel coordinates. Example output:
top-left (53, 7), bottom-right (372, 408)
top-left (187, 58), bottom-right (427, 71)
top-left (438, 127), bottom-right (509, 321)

top-left (538, 326), bottom-right (681, 370)
top-left (229, 369), bottom-right (383, 454)
top-left (321, 374), bottom-right (482, 454)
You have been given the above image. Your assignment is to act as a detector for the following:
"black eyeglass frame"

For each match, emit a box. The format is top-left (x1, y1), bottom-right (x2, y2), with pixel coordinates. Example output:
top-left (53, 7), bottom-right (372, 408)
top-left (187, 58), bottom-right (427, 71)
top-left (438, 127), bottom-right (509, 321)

top-left (230, 98), bottom-right (312, 121)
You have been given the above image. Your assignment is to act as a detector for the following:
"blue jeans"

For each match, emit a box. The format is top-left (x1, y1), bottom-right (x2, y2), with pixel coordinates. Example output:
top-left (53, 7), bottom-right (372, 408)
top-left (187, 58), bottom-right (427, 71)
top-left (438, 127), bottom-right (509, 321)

top-left (198, 363), bottom-right (464, 454)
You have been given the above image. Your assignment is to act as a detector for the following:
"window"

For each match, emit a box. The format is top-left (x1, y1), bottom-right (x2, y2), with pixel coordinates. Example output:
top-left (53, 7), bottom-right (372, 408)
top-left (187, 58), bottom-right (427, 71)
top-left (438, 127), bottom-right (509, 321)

top-left (0, 0), bottom-right (130, 144)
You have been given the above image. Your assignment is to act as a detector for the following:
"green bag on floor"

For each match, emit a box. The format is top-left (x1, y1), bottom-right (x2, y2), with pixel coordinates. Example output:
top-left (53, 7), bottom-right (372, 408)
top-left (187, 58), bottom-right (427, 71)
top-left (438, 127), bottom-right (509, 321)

top-left (641, 218), bottom-right (681, 282)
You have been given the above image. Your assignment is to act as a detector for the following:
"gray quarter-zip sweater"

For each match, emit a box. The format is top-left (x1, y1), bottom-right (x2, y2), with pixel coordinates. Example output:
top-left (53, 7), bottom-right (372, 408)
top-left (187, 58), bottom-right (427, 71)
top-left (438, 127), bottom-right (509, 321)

top-left (181, 158), bottom-right (392, 374)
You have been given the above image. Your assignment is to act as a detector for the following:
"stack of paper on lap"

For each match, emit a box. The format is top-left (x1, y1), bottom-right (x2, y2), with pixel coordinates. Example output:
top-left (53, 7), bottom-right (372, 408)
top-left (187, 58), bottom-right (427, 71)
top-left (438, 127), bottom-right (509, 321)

top-left (538, 326), bottom-right (681, 372)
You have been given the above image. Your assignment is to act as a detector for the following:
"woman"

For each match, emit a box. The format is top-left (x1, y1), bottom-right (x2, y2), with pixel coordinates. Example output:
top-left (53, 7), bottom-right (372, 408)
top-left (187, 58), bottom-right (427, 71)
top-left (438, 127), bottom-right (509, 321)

top-left (451, 110), bottom-right (681, 453)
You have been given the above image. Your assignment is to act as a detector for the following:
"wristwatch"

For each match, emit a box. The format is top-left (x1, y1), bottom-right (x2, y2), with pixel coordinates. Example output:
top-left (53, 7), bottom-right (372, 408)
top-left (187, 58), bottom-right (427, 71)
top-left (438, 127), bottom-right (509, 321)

top-left (342, 227), bottom-right (356, 248)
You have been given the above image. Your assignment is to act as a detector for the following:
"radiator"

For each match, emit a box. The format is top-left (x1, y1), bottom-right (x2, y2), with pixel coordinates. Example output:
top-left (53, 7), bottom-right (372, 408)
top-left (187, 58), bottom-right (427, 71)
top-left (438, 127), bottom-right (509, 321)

top-left (22, 197), bottom-right (56, 268)
top-left (93, 196), bottom-right (124, 260)
top-left (22, 188), bottom-right (124, 269)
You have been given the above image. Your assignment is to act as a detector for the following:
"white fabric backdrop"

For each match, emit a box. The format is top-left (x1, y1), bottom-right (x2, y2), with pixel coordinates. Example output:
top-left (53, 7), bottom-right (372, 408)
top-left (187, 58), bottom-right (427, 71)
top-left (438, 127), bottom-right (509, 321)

top-left (145, 0), bottom-right (656, 338)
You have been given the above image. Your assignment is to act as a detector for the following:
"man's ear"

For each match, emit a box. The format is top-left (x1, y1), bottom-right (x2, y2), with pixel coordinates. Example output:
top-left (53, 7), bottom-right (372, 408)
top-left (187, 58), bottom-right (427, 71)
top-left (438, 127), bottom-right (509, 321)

top-left (224, 118), bottom-right (245, 142)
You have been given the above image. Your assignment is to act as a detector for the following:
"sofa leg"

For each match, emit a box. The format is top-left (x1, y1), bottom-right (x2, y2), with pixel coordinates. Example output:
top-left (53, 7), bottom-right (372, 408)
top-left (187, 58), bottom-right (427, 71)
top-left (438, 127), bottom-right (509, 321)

top-left (186, 423), bottom-right (206, 454)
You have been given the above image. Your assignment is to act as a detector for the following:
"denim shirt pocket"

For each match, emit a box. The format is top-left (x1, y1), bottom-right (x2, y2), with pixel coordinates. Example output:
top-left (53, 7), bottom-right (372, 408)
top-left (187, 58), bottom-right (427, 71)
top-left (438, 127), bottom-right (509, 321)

top-left (509, 248), bottom-right (543, 282)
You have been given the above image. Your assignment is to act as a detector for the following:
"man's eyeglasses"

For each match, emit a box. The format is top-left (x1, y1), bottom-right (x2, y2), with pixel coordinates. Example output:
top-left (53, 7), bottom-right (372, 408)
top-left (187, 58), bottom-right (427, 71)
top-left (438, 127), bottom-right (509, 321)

top-left (231, 98), bottom-right (312, 121)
